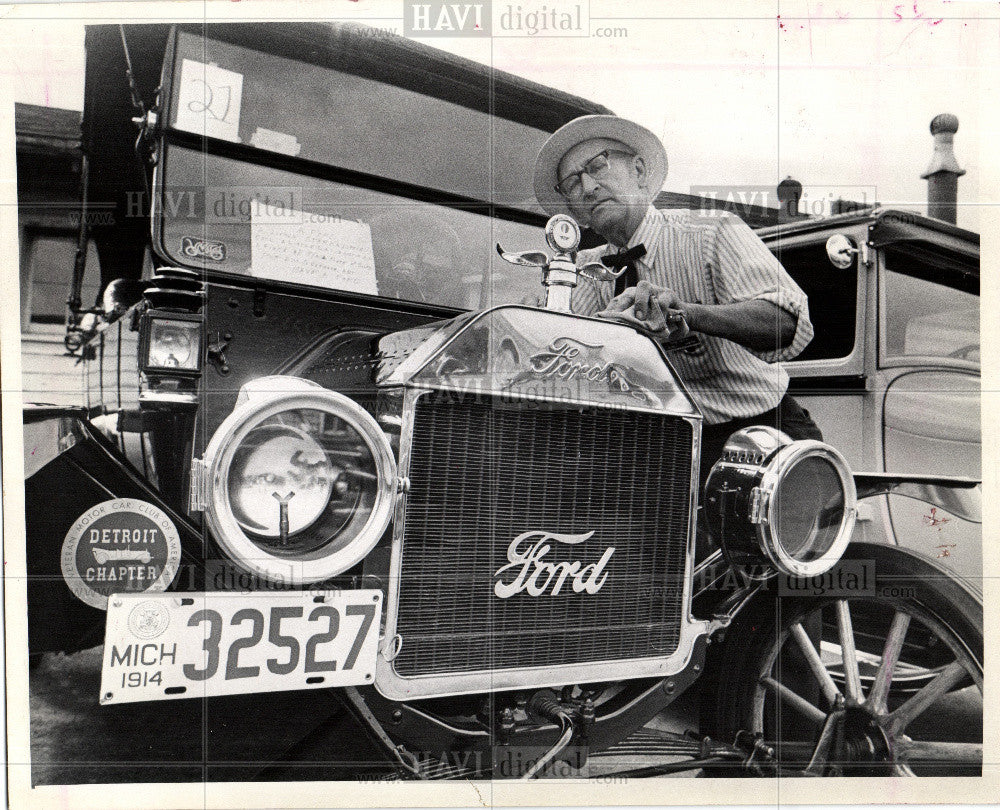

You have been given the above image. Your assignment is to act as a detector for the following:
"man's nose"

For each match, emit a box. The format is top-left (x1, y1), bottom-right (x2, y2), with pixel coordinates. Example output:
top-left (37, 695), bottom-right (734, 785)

top-left (579, 172), bottom-right (601, 196)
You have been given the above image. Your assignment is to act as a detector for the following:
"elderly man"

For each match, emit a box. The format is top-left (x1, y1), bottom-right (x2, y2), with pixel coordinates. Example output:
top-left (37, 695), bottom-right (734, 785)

top-left (534, 115), bottom-right (821, 482)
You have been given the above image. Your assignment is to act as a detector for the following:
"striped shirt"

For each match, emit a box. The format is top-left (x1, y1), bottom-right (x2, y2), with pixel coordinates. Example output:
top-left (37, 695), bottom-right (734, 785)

top-left (572, 206), bottom-right (813, 424)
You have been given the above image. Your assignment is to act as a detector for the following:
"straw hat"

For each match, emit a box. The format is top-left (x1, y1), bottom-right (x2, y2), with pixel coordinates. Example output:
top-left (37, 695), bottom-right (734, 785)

top-left (534, 115), bottom-right (668, 217)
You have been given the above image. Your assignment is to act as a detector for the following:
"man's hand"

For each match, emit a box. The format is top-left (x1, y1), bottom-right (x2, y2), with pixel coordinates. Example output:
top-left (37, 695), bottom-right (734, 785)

top-left (596, 280), bottom-right (689, 339)
top-left (597, 282), bottom-right (799, 353)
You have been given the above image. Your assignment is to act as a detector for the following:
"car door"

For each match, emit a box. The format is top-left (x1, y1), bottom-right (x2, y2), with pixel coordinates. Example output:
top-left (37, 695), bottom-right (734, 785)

top-left (771, 223), bottom-right (873, 464)
top-left (876, 246), bottom-right (981, 580)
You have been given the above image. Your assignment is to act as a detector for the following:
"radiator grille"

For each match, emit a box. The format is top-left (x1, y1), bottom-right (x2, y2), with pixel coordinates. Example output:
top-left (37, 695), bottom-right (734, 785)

top-left (393, 395), bottom-right (693, 677)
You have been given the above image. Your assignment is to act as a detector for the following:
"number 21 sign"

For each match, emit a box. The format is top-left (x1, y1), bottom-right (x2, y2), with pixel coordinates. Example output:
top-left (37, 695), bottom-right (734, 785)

top-left (174, 58), bottom-right (244, 143)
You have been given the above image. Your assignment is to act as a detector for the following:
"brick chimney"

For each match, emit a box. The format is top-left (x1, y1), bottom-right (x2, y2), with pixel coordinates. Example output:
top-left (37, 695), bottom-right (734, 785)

top-left (920, 114), bottom-right (964, 224)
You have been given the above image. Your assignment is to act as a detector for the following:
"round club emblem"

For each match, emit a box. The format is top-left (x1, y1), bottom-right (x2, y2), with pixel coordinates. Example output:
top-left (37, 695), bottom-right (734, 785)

top-left (127, 600), bottom-right (171, 639)
top-left (545, 214), bottom-right (581, 253)
top-left (60, 498), bottom-right (182, 610)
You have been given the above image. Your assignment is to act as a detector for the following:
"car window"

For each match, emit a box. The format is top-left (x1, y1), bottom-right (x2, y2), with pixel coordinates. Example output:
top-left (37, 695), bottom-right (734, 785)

top-left (771, 242), bottom-right (857, 361)
top-left (884, 268), bottom-right (979, 363)
top-left (22, 236), bottom-right (101, 329)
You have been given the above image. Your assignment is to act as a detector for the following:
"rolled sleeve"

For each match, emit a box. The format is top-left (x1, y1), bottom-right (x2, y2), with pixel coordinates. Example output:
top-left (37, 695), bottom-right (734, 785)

top-left (709, 212), bottom-right (814, 363)
top-left (751, 288), bottom-right (814, 362)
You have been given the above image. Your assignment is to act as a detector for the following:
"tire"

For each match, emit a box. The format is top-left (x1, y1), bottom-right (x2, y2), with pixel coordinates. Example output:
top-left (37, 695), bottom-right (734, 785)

top-left (701, 542), bottom-right (982, 776)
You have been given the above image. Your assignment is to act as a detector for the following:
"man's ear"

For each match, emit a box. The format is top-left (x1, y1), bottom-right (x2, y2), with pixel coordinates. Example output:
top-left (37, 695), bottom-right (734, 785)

top-left (632, 155), bottom-right (648, 188)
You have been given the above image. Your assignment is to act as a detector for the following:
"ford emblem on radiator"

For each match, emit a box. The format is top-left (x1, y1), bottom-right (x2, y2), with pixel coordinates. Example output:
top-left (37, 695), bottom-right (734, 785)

top-left (493, 530), bottom-right (615, 598)
top-left (517, 337), bottom-right (655, 405)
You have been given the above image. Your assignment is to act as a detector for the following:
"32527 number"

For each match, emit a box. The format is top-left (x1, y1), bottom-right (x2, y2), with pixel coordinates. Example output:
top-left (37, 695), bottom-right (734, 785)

top-left (181, 604), bottom-right (376, 682)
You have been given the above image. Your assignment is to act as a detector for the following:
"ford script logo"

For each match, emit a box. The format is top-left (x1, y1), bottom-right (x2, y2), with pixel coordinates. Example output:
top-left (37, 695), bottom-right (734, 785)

top-left (180, 236), bottom-right (226, 262)
top-left (493, 530), bottom-right (615, 598)
top-left (527, 337), bottom-right (650, 403)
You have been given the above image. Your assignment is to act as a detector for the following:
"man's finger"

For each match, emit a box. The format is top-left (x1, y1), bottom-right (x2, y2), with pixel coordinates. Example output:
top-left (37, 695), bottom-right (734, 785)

top-left (602, 288), bottom-right (636, 313)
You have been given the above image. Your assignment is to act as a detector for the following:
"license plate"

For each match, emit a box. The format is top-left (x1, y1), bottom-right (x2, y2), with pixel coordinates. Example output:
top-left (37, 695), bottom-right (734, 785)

top-left (99, 590), bottom-right (381, 704)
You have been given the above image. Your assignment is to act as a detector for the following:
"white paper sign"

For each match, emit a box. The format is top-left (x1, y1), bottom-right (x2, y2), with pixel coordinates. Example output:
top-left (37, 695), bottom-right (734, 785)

top-left (249, 126), bottom-right (302, 156)
top-left (250, 205), bottom-right (379, 295)
top-left (173, 59), bottom-right (243, 142)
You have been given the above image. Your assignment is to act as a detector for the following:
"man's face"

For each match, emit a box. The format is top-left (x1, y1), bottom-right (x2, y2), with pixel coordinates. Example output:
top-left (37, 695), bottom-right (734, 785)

top-left (556, 138), bottom-right (649, 238)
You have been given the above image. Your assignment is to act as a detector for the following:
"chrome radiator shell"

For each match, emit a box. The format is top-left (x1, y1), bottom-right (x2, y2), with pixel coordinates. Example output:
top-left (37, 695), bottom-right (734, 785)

top-left (375, 392), bottom-right (706, 701)
top-left (372, 307), bottom-right (708, 701)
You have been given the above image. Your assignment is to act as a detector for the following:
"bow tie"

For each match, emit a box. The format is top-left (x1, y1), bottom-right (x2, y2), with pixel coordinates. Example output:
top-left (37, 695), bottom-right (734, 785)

top-left (601, 244), bottom-right (646, 296)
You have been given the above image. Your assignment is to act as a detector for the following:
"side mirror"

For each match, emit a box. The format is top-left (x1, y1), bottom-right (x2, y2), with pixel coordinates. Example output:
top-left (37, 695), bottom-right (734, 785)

top-left (825, 234), bottom-right (860, 269)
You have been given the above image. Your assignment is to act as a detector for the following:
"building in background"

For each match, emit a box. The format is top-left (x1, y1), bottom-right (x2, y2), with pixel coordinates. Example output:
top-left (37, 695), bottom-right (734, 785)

top-left (16, 102), bottom-right (100, 406)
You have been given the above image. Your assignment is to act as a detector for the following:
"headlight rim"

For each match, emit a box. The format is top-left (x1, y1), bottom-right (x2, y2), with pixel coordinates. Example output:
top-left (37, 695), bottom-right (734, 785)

top-left (202, 381), bottom-right (396, 585)
top-left (754, 439), bottom-right (858, 578)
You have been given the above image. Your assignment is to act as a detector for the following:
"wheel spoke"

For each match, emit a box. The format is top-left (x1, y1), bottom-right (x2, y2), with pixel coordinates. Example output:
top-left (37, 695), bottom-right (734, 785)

top-left (804, 713), bottom-right (840, 776)
top-left (864, 611), bottom-right (910, 713)
top-left (895, 739), bottom-right (982, 766)
top-left (790, 622), bottom-right (841, 707)
top-left (887, 661), bottom-right (967, 733)
top-left (760, 676), bottom-right (826, 724)
top-left (834, 600), bottom-right (864, 703)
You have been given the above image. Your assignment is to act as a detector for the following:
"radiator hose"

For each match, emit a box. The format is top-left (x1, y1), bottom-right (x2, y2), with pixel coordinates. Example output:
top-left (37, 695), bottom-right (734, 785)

top-left (521, 691), bottom-right (575, 780)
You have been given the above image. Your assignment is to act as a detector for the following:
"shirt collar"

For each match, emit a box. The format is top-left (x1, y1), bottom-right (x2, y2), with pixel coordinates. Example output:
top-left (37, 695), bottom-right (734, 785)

top-left (622, 205), bottom-right (661, 252)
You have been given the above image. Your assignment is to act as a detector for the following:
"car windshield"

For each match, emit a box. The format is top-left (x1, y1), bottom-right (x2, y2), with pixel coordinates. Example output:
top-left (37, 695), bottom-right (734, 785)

top-left (154, 30), bottom-right (554, 309)
top-left (158, 147), bottom-right (549, 309)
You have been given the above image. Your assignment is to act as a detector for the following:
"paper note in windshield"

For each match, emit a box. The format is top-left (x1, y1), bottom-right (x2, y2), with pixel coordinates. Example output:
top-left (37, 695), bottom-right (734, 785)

top-left (174, 59), bottom-right (243, 143)
top-left (250, 205), bottom-right (379, 295)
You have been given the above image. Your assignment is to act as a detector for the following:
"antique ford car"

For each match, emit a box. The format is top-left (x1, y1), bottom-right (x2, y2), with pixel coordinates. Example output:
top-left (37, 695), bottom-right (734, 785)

top-left (21, 23), bottom-right (982, 779)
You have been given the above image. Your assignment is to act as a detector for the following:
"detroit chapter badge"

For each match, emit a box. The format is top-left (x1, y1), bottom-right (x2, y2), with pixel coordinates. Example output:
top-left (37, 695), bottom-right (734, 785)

top-left (60, 498), bottom-right (182, 609)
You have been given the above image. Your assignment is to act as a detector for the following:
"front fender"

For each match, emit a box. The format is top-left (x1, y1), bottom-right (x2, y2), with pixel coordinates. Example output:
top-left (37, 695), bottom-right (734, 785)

top-left (22, 407), bottom-right (205, 654)
top-left (853, 472), bottom-right (980, 523)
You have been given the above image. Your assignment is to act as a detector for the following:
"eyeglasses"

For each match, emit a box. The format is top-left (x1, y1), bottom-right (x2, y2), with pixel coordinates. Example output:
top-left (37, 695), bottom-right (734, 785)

top-left (554, 149), bottom-right (636, 198)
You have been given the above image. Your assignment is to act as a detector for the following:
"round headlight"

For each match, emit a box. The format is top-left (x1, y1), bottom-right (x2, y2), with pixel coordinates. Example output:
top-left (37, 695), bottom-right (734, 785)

top-left (704, 426), bottom-right (857, 579)
top-left (200, 377), bottom-right (396, 584)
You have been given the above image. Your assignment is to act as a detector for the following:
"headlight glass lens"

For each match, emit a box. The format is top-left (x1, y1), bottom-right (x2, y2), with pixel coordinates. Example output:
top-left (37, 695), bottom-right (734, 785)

top-left (147, 319), bottom-right (200, 370)
top-left (771, 455), bottom-right (846, 563)
top-left (225, 408), bottom-right (378, 557)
